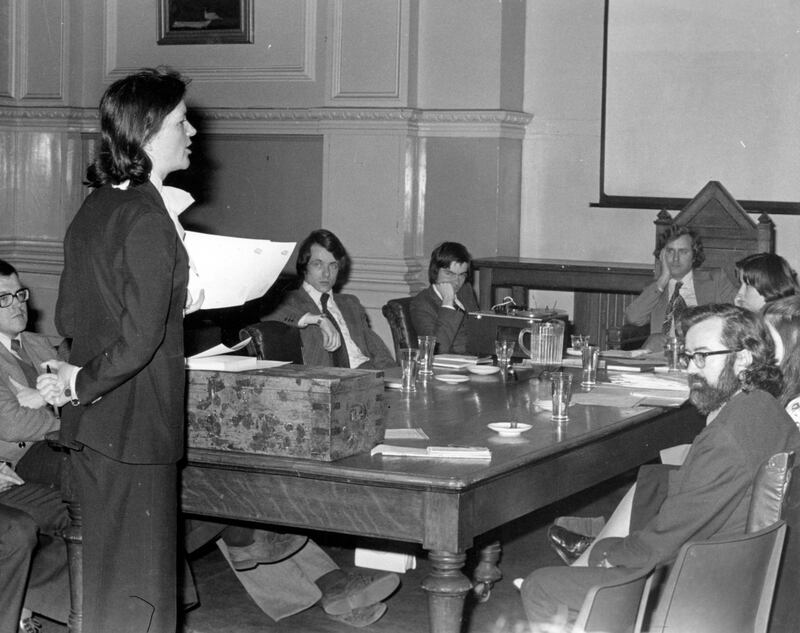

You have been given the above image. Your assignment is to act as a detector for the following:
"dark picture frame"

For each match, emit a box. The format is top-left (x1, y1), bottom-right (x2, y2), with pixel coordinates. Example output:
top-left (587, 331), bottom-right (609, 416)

top-left (158, 0), bottom-right (254, 45)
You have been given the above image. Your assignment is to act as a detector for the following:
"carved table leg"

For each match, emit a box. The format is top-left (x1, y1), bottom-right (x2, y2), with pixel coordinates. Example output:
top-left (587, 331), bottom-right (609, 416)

top-left (421, 550), bottom-right (472, 633)
top-left (473, 540), bottom-right (502, 603)
top-left (60, 454), bottom-right (83, 633)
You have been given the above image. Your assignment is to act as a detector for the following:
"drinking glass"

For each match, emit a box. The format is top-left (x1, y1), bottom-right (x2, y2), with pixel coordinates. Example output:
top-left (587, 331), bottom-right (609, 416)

top-left (495, 337), bottom-right (514, 372)
top-left (399, 348), bottom-right (419, 392)
top-left (664, 337), bottom-right (683, 372)
top-left (581, 345), bottom-right (600, 387)
top-left (417, 335), bottom-right (436, 376)
top-left (550, 372), bottom-right (573, 421)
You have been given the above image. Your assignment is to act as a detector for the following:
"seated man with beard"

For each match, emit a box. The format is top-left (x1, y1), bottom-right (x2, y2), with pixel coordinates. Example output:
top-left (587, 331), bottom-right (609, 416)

top-left (520, 303), bottom-right (800, 627)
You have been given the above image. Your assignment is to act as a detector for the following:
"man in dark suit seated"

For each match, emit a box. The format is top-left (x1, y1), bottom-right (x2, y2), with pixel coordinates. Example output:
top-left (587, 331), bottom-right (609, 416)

top-left (625, 226), bottom-right (736, 351)
top-left (410, 242), bottom-right (479, 354)
top-left (0, 259), bottom-right (69, 632)
top-left (266, 229), bottom-right (396, 369)
top-left (520, 304), bottom-right (800, 627)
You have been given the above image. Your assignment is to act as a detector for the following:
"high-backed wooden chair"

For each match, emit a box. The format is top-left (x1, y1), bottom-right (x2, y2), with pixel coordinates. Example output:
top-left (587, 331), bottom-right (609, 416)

top-left (381, 297), bottom-right (416, 359)
top-left (616, 181), bottom-right (776, 348)
top-left (654, 180), bottom-right (775, 286)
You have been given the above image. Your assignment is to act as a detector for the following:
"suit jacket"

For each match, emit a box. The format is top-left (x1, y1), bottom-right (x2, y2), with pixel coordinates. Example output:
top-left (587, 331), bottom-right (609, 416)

top-left (410, 282), bottom-right (479, 354)
top-left (624, 268), bottom-right (736, 350)
top-left (266, 288), bottom-right (396, 369)
top-left (56, 181), bottom-right (189, 464)
top-left (0, 332), bottom-right (60, 466)
top-left (594, 390), bottom-right (800, 569)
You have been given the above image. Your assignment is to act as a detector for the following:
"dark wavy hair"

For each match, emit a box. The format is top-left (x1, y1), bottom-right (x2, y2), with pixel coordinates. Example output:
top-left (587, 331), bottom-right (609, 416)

top-left (654, 225), bottom-right (705, 269)
top-left (764, 296), bottom-right (800, 407)
top-left (680, 303), bottom-right (782, 397)
top-left (735, 253), bottom-right (798, 303)
top-left (86, 67), bottom-right (189, 187)
top-left (427, 242), bottom-right (472, 284)
top-left (295, 229), bottom-right (349, 279)
top-left (0, 259), bottom-right (17, 277)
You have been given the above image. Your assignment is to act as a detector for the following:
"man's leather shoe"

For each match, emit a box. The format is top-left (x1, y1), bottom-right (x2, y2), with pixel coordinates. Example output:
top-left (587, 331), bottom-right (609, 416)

top-left (325, 602), bottom-right (388, 628)
top-left (547, 524), bottom-right (595, 565)
top-left (318, 568), bottom-right (400, 616)
top-left (226, 531), bottom-right (308, 570)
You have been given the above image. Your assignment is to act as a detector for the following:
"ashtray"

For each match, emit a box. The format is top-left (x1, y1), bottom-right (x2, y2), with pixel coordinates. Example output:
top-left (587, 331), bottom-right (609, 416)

top-left (435, 374), bottom-right (470, 384)
top-left (487, 422), bottom-right (532, 437)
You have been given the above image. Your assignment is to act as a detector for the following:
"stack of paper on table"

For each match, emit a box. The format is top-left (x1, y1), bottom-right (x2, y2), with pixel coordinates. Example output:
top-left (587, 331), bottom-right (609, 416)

top-left (433, 354), bottom-right (490, 369)
top-left (606, 371), bottom-right (688, 392)
top-left (371, 444), bottom-right (491, 459)
top-left (186, 339), bottom-right (291, 371)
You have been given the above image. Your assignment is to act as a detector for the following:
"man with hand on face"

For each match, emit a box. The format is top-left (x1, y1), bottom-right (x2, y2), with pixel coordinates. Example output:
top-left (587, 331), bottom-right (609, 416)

top-left (625, 226), bottom-right (736, 351)
top-left (410, 242), bottom-right (479, 355)
top-left (520, 303), bottom-right (800, 627)
top-left (266, 229), bottom-right (396, 369)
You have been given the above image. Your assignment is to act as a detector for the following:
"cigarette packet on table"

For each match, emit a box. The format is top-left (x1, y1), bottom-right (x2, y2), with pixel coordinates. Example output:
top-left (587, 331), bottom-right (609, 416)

top-left (371, 444), bottom-right (491, 460)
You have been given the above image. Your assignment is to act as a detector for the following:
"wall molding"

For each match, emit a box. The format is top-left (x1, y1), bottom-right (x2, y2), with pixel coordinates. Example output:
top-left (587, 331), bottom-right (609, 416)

top-left (0, 238), bottom-right (63, 275)
top-left (0, 105), bottom-right (530, 138)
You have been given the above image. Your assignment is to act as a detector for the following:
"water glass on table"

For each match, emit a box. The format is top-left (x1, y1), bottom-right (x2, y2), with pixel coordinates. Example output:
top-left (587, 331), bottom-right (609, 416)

top-left (581, 345), bottom-right (600, 387)
top-left (550, 371), bottom-right (573, 421)
top-left (399, 348), bottom-right (419, 392)
top-left (664, 337), bottom-right (684, 372)
top-left (417, 335), bottom-right (436, 376)
top-left (495, 337), bottom-right (514, 372)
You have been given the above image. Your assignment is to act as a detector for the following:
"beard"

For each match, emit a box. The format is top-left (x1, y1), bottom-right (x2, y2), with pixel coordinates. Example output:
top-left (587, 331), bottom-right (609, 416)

top-left (688, 356), bottom-right (741, 415)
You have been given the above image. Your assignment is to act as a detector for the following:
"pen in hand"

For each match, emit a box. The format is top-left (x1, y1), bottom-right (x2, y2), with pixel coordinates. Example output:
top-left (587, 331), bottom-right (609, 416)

top-left (45, 364), bottom-right (60, 417)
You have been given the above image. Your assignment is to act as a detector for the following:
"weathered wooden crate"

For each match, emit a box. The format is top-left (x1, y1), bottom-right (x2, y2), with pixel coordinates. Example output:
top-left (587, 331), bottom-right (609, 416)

top-left (186, 365), bottom-right (386, 461)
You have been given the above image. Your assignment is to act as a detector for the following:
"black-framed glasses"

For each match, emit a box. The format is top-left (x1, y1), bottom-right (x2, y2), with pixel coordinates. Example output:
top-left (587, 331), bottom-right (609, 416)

top-left (0, 288), bottom-right (30, 309)
top-left (678, 349), bottom-right (737, 369)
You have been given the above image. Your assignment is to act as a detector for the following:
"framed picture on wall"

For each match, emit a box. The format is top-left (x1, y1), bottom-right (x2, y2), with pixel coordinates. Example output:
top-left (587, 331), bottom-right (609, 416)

top-left (158, 0), bottom-right (254, 45)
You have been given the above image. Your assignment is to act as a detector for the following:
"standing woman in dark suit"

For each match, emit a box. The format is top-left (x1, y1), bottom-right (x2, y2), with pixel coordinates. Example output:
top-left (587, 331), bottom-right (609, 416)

top-left (37, 68), bottom-right (200, 633)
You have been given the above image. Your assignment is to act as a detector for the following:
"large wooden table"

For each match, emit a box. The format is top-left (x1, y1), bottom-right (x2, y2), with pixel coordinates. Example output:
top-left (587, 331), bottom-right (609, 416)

top-left (181, 370), bottom-right (703, 633)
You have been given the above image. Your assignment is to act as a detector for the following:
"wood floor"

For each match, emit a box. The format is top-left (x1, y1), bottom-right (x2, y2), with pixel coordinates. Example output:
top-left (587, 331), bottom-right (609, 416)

top-left (40, 473), bottom-right (632, 633)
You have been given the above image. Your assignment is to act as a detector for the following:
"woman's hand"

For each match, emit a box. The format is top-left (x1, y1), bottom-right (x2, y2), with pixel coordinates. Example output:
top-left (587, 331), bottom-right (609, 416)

top-left (36, 359), bottom-right (79, 407)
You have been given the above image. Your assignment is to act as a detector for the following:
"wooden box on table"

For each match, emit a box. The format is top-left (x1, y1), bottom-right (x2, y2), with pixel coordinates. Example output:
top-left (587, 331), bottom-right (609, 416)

top-left (186, 365), bottom-right (386, 461)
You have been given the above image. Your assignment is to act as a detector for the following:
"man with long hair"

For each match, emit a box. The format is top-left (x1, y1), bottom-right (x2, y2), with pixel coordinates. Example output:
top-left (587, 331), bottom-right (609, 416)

top-left (625, 225), bottom-right (736, 351)
top-left (521, 304), bottom-right (800, 626)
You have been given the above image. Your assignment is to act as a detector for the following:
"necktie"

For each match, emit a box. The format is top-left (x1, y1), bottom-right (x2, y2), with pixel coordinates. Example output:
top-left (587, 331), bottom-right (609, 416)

top-left (320, 294), bottom-right (350, 368)
top-left (11, 338), bottom-right (40, 388)
top-left (662, 281), bottom-right (687, 336)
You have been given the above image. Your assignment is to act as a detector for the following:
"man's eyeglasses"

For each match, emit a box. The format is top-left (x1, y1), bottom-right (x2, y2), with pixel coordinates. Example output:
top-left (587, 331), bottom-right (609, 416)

top-left (677, 349), bottom-right (737, 369)
top-left (0, 288), bottom-right (30, 309)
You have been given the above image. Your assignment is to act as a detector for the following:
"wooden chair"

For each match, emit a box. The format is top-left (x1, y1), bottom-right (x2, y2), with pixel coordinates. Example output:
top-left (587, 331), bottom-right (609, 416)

top-left (381, 297), bottom-right (416, 359)
top-left (573, 565), bottom-right (654, 633)
top-left (646, 520), bottom-right (786, 633)
top-left (239, 321), bottom-right (303, 364)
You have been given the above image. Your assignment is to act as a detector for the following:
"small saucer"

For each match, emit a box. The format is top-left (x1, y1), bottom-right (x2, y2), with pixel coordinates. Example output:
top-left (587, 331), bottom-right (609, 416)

top-left (435, 373), bottom-right (470, 384)
top-left (467, 364), bottom-right (501, 376)
top-left (487, 422), bottom-right (532, 437)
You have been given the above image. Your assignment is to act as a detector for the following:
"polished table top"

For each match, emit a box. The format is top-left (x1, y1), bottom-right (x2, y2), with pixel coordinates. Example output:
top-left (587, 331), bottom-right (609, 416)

top-left (184, 367), bottom-right (703, 550)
